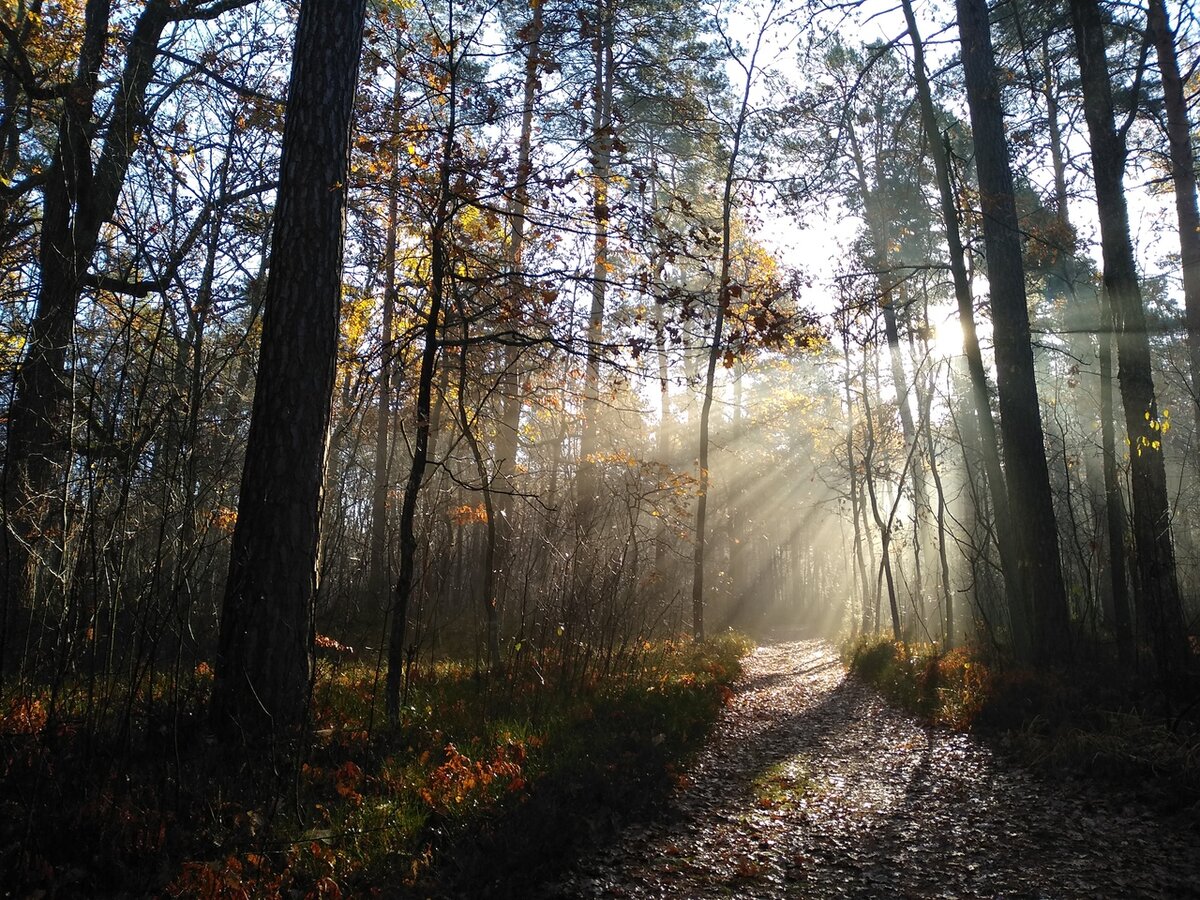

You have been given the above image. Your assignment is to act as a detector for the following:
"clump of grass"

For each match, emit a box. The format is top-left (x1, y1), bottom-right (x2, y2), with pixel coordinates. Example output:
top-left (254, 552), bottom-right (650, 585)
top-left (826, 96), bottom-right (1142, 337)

top-left (843, 636), bottom-right (991, 727)
top-left (752, 759), bottom-right (813, 811)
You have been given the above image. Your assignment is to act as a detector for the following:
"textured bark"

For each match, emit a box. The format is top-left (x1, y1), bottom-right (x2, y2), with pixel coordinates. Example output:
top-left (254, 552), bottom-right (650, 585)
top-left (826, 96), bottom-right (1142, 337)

top-left (1070, 0), bottom-right (1187, 684)
top-left (577, 0), bottom-right (615, 522)
top-left (958, 0), bottom-right (1071, 664)
top-left (900, 0), bottom-right (1026, 649)
top-left (1147, 0), bottom-right (1200, 423)
top-left (212, 0), bottom-right (367, 738)
top-left (492, 0), bottom-right (544, 591)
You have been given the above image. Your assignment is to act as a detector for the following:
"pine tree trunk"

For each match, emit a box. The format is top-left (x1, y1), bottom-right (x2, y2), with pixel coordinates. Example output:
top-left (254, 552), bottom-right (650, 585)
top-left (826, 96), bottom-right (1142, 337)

top-left (576, 0), bottom-right (614, 523)
top-left (1037, 31), bottom-right (1132, 660)
top-left (901, 0), bottom-right (1027, 652)
top-left (1098, 302), bottom-right (1134, 663)
top-left (958, 0), bottom-right (1072, 664)
top-left (492, 0), bottom-right (544, 603)
top-left (211, 0), bottom-right (367, 739)
top-left (1070, 0), bottom-right (1187, 685)
top-left (1147, 0), bottom-right (1200, 424)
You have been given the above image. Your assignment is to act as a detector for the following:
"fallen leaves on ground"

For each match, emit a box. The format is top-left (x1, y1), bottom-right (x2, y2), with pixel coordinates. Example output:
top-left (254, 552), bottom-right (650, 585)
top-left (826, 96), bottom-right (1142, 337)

top-left (542, 639), bottom-right (1200, 899)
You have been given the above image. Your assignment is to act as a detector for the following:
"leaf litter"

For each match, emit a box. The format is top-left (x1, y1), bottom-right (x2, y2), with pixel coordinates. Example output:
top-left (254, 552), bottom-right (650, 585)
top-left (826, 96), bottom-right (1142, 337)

top-left (539, 639), bottom-right (1200, 898)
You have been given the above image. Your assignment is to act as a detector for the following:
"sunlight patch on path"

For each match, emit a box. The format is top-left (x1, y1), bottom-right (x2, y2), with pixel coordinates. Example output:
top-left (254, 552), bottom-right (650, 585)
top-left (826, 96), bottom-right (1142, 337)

top-left (545, 639), bottom-right (1200, 899)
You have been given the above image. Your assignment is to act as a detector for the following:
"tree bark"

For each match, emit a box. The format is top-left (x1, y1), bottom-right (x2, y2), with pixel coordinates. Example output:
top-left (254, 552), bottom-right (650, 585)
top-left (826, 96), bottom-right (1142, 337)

top-left (576, 0), bottom-right (615, 523)
top-left (900, 0), bottom-right (1027, 652)
top-left (958, 0), bottom-right (1072, 664)
top-left (211, 0), bottom-right (367, 738)
top-left (1070, 0), bottom-right (1187, 684)
top-left (1147, 0), bottom-right (1200, 423)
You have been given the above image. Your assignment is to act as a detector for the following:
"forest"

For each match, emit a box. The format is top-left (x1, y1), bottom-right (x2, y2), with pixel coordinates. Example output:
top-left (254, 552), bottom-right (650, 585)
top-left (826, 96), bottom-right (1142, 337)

top-left (1, 0), bottom-right (1199, 895)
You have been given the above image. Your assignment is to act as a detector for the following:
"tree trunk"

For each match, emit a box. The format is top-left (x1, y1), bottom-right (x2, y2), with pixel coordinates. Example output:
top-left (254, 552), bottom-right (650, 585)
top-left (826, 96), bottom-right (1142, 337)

top-left (456, 318), bottom-right (500, 672)
top-left (492, 0), bottom-right (544, 599)
top-left (576, 0), bottom-right (615, 523)
top-left (840, 325), bottom-right (872, 633)
top-left (1070, 0), bottom-right (1187, 685)
top-left (2, 0), bottom-right (197, 609)
top-left (1147, 0), bottom-right (1200, 423)
top-left (1037, 28), bottom-right (1131, 659)
top-left (861, 366), bottom-right (902, 641)
top-left (692, 6), bottom-right (773, 642)
top-left (900, 0), bottom-right (1027, 652)
top-left (368, 54), bottom-right (405, 612)
top-left (386, 34), bottom-right (459, 722)
top-left (211, 0), bottom-right (367, 738)
top-left (1098, 305), bottom-right (1133, 663)
top-left (958, 0), bottom-right (1072, 664)
top-left (3, 0), bottom-right (108, 625)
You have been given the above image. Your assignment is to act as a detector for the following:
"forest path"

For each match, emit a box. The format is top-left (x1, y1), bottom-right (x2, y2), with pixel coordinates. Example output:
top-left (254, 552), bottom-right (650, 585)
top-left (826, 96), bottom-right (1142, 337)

top-left (543, 639), bottom-right (1200, 898)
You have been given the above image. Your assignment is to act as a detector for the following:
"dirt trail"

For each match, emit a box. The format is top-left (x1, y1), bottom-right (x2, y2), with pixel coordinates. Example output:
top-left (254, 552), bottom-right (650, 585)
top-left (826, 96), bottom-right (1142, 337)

top-left (545, 639), bottom-right (1200, 898)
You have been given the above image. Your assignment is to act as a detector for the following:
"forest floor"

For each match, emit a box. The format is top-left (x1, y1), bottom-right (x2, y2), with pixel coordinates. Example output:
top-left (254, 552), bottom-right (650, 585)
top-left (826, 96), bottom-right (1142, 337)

top-left (538, 638), bottom-right (1200, 899)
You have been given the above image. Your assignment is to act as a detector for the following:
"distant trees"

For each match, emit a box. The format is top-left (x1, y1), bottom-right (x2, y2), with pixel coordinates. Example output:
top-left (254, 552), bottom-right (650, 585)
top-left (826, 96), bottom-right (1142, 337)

top-left (691, 0), bottom-right (785, 643)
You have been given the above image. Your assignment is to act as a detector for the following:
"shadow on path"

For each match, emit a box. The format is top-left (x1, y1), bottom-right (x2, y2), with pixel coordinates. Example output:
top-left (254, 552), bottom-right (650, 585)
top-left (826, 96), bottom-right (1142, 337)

top-left (542, 639), bottom-right (1200, 899)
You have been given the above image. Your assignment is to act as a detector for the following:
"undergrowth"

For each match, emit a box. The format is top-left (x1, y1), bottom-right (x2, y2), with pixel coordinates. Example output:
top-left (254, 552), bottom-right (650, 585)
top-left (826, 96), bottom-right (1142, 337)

top-left (1, 631), bottom-right (752, 898)
top-left (843, 635), bottom-right (1200, 822)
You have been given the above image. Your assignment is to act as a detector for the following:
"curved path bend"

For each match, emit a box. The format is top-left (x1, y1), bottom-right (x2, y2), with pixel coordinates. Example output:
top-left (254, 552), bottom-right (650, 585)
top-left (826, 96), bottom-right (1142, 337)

top-left (547, 639), bottom-right (1200, 899)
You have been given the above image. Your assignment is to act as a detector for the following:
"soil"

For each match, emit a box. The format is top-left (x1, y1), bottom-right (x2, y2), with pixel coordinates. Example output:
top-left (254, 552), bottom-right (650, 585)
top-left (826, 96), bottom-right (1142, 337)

top-left (540, 639), bottom-right (1200, 898)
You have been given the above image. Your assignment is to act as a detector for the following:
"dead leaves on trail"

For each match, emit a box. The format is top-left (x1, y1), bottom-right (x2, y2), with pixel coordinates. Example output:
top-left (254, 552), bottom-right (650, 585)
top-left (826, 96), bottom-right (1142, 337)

top-left (545, 640), bottom-right (1200, 899)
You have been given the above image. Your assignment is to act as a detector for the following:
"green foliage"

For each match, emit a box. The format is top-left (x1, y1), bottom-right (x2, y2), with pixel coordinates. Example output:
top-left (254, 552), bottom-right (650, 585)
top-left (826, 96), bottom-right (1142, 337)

top-left (3, 632), bottom-right (751, 897)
